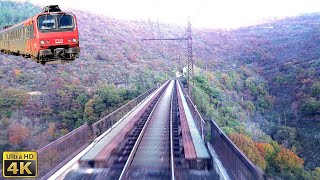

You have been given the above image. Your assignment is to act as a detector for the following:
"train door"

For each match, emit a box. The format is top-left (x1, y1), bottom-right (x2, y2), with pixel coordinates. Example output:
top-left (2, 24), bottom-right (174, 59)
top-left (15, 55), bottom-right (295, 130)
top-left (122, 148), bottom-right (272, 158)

top-left (30, 22), bottom-right (34, 56)
top-left (26, 22), bottom-right (34, 55)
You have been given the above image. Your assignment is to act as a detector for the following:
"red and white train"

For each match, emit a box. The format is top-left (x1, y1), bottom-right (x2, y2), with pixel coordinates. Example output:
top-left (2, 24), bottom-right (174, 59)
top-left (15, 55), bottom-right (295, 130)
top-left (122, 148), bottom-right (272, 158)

top-left (0, 5), bottom-right (80, 64)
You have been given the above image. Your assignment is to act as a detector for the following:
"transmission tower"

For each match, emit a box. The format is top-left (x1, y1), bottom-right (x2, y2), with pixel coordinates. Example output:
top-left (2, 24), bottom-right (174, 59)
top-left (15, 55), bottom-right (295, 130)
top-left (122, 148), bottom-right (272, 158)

top-left (142, 19), bottom-right (194, 96)
top-left (186, 20), bottom-right (194, 96)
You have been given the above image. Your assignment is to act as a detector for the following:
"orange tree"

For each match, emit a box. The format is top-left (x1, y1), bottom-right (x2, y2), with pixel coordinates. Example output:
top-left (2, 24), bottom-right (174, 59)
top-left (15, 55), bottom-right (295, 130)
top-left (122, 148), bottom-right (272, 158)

top-left (229, 133), bottom-right (266, 170)
top-left (274, 148), bottom-right (304, 173)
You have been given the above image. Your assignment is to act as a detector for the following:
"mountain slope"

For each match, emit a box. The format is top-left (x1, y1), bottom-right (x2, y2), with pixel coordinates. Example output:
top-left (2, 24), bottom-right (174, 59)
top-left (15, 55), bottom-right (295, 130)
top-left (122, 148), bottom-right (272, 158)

top-left (0, 0), bottom-right (319, 174)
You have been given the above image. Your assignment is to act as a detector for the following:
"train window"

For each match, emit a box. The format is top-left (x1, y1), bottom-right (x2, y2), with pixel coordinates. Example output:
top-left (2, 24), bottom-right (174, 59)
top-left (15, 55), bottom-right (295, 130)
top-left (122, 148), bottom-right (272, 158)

top-left (58, 14), bottom-right (74, 29)
top-left (38, 15), bottom-right (55, 30)
top-left (26, 26), bottom-right (30, 39)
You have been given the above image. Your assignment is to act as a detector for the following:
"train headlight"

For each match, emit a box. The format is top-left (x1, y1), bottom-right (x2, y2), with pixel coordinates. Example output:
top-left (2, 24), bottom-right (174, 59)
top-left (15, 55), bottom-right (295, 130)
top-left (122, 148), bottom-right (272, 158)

top-left (46, 40), bottom-right (50, 44)
top-left (72, 38), bottom-right (77, 43)
top-left (40, 40), bottom-right (45, 45)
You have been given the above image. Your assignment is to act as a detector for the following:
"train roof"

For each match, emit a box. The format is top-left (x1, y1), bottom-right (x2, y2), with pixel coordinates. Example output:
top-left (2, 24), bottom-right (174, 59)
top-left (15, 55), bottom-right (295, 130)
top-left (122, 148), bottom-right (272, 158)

top-left (42, 5), bottom-right (61, 13)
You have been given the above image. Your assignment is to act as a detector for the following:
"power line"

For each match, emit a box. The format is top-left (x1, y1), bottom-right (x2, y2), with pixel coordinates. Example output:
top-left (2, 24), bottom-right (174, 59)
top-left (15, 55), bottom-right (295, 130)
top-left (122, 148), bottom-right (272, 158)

top-left (141, 19), bottom-right (194, 96)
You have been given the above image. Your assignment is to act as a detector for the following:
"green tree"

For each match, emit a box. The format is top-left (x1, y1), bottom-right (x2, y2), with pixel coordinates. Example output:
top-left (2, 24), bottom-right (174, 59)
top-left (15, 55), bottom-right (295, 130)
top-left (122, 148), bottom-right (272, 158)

top-left (96, 85), bottom-right (122, 108)
top-left (311, 82), bottom-right (320, 97)
top-left (84, 99), bottom-right (98, 125)
top-left (301, 97), bottom-right (320, 116)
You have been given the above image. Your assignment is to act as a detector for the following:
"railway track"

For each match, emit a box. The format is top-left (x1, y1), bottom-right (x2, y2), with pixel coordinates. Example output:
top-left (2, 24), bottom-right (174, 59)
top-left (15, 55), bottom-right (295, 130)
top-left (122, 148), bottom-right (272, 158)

top-left (65, 80), bottom-right (177, 180)
top-left (64, 79), bottom-right (216, 180)
top-left (119, 80), bottom-right (175, 179)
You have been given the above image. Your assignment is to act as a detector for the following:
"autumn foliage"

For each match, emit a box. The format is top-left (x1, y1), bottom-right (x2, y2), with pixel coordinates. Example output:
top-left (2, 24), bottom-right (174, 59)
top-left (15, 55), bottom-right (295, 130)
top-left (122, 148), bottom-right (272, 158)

top-left (229, 133), bottom-right (305, 175)
top-left (255, 142), bottom-right (275, 159)
top-left (229, 133), bottom-right (266, 170)
top-left (47, 122), bottom-right (56, 140)
top-left (8, 123), bottom-right (30, 146)
top-left (275, 148), bottom-right (304, 172)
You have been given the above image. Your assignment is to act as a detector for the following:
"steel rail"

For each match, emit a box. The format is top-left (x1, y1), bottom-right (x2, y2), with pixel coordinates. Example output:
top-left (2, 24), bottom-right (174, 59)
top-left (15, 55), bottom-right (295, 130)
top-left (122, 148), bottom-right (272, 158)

top-left (118, 82), bottom-right (169, 180)
top-left (170, 80), bottom-right (176, 180)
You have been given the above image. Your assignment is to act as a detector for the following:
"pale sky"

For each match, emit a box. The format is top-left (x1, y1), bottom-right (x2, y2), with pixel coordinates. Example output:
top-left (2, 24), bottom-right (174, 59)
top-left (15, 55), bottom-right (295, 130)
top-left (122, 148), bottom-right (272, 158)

top-left (16, 0), bottom-right (320, 28)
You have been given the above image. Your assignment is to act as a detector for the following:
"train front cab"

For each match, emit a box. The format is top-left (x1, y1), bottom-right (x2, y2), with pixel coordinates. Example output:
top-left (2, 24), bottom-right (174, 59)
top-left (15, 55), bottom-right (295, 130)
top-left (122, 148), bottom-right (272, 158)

top-left (35, 12), bottom-right (80, 64)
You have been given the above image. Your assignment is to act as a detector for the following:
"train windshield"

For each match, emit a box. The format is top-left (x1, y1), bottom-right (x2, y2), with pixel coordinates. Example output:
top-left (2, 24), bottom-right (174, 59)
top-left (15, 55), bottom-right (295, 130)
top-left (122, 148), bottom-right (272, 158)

top-left (38, 15), bottom-right (56, 30)
top-left (38, 14), bottom-right (74, 32)
top-left (57, 14), bottom-right (74, 29)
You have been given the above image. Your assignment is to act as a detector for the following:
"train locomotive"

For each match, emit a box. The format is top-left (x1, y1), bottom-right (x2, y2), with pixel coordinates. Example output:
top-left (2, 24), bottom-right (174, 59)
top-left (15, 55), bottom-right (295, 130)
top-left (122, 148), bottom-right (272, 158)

top-left (0, 5), bottom-right (80, 64)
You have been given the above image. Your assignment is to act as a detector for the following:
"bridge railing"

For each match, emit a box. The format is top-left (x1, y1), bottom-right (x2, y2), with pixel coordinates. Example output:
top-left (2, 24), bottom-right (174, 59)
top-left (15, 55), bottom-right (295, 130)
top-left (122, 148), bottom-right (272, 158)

top-left (37, 124), bottom-right (89, 179)
top-left (178, 81), bottom-right (263, 180)
top-left (210, 120), bottom-right (264, 180)
top-left (31, 84), bottom-right (161, 179)
top-left (92, 86), bottom-right (158, 138)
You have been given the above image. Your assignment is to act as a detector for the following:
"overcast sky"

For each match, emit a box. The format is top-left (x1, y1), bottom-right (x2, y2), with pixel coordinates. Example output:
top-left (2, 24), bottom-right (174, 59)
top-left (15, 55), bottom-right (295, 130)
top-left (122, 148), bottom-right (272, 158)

top-left (16, 0), bottom-right (320, 28)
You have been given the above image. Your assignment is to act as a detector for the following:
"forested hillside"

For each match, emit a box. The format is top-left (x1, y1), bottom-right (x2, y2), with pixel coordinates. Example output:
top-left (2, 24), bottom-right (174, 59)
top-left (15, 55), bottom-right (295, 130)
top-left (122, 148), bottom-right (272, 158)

top-left (230, 16), bottom-right (320, 171)
top-left (0, 1), bottom-right (319, 179)
top-left (0, 1), bottom-right (39, 27)
top-left (0, 1), bottom-right (171, 163)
